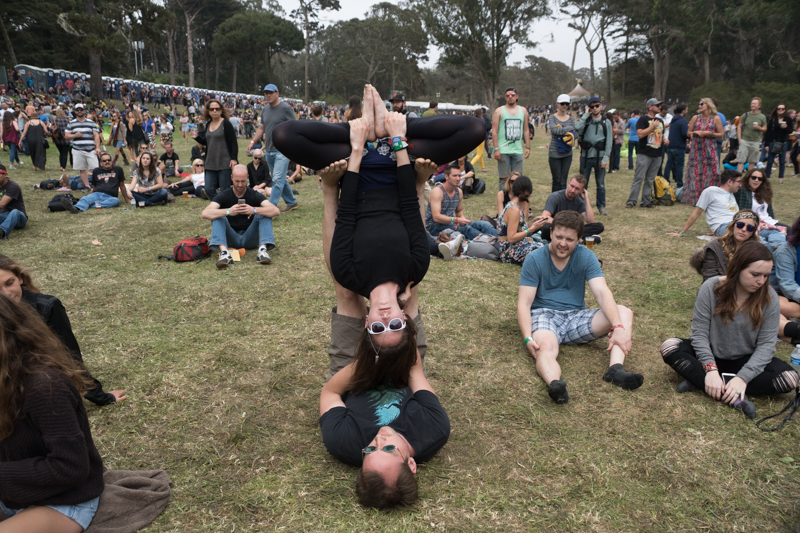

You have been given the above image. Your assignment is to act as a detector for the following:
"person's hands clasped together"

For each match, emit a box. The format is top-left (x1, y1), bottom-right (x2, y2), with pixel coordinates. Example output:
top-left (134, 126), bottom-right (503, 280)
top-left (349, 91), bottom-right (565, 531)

top-left (704, 370), bottom-right (724, 400)
top-left (721, 375), bottom-right (747, 405)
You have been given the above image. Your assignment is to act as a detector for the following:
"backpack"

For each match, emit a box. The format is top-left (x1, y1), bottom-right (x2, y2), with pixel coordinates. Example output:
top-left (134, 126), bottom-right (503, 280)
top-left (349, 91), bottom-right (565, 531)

top-left (654, 175), bottom-right (676, 205)
top-left (579, 119), bottom-right (608, 156)
top-left (47, 193), bottom-right (78, 212)
top-left (170, 237), bottom-right (210, 262)
top-left (39, 179), bottom-right (60, 190)
top-left (471, 177), bottom-right (486, 194)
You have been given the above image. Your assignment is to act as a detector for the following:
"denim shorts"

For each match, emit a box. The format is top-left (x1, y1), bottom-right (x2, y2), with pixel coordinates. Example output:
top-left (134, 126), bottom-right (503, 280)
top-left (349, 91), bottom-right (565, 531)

top-left (0, 496), bottom-right (100, 530)
top-left (530, 308), bottom-right (601, 345)
top-left (114, 141), bottom-right (125, 148)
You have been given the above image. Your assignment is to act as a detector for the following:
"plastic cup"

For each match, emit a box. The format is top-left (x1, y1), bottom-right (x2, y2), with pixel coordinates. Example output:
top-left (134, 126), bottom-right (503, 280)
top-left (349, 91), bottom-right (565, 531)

top-left (585, 236), bottom-right (595, 250)
top-left (182, 191), bottom-right (188, 198)
top-left (138, 201), bottom-right (145, 208)
top-left (95, 202), bottom-right (101, 210)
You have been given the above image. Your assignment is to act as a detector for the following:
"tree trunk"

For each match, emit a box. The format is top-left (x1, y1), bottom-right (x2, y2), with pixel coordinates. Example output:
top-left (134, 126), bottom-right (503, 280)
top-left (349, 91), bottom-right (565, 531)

top-left (166, 29), bottom-right (177, 84)
top-left (650, 30), bottom-right (671, 101)
top-left (303, 2), bottom-right (310, 103)
top-left (0, 17), bottom-right (17, 66)
top-left (622, 30), bottom-right (629, 100)
top-left (703, 52), bottom-right (710, 85)
top-left (602, 36), bottom-right (611, 103)
top-left (231, 60), bottom-right (237, 93)
top-left (254, 56), bottom-right (259, 94)
top-left (184, 10), bottom-right (195, 87)
top-left (151, 47), bottom-right (159, 73)
top-left (83, 0), bottom-right (103, 99)
top-left (215, 56), bottom-right (219, 90)
top-left (204, 37), bottom-right (211, 89)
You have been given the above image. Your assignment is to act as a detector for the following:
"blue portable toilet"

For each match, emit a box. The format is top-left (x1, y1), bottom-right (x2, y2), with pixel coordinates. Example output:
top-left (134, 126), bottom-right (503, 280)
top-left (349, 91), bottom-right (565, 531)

top-left (114, 78), bottom-right (122, 99)
top-left (46, 69), bottom-right (56, 90)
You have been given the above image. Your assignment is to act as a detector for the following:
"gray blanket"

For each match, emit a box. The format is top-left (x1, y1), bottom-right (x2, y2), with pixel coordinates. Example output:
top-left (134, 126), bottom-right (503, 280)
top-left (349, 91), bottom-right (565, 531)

top-left (85, 469), bottom-right (172, 533)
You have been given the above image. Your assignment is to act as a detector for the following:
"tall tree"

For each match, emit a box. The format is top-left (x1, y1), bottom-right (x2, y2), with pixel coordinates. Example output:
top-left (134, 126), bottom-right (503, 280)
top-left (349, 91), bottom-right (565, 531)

top-left (292, 0), bottom-right (340, 103)
top-left (413, 0), bottom-right (550, 108)
top-left (174, 0), bottom-right (204, 87)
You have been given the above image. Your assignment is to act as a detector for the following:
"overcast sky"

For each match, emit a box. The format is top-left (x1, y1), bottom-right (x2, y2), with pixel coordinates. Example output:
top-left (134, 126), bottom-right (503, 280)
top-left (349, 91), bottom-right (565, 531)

top-left (274, 0), bottom-right (597, 71)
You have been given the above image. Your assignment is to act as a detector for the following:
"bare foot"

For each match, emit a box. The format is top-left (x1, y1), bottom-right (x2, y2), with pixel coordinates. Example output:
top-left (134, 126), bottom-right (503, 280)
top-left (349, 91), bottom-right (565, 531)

top-left (319, 159), bottom-right (348, 187)
top-left (414, 158), bottom-right (438, 186)
top-left (372, 85), bottom-right (388, 139)
top-left (363, 85), bottom-right (376, 142)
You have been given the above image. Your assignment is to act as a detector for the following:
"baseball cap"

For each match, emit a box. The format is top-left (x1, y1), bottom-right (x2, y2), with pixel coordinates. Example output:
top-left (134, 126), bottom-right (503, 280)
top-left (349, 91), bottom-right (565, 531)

top-left (588, 96), bottom-right (602, 105)
top-left (608, 108), bottom-right (617, 114)
top-left (74, 103), bottom-right (85, 109)
top-left (389, 91), bottom-right (405, 102)
top-left (557, 94), bottom-right (570, 104)
top-left (646, 98), bottom-right (663, 107)
top-left (263, 84), bottom-right (279, 93)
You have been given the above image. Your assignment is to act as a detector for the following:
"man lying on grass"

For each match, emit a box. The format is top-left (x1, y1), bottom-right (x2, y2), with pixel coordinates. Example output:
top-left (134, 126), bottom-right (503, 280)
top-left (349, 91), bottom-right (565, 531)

top-left (517, 210), bottom-right (643, 404)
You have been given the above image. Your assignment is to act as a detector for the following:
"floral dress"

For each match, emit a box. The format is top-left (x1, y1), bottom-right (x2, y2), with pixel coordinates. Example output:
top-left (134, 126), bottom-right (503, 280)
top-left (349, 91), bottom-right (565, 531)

top-left (682, 115), bottom-right (719, 206)
top-left (498, 201), bottom-right (544, 265)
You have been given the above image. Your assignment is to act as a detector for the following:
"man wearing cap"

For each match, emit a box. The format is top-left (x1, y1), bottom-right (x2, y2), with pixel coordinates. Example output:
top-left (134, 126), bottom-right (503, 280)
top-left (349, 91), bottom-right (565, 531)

top-left (626, 98), bottom-right (669, 208)
top-left (248, 84), bottom-right (299, 213)
top-left (389, 91), bottom-right (417, 118)
top-left (573, 96), bottom-right (612, 216)
top-left (64, 103), bottom-right (102, 189)
top-left (492, 87), bottom-right (531, 190)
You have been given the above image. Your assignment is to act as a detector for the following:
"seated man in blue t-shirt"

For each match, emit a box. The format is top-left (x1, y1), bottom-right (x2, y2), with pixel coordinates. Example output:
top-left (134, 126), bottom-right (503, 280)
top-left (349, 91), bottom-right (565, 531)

top-left (517, 210), bottom-right (643, 404)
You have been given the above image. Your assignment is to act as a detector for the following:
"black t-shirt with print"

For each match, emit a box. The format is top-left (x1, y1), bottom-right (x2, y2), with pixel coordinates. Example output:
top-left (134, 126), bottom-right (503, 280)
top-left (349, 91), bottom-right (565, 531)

top-left (319, 386), bottom-right (450, 467)
top-left (636, 115), bottom-right (665, 158)
top-left (213, 187), bottom-right (267, 233)
top-left (159, 152), bottom-right (180, 174)
top-left (91, 166), bottom-right (125, 197)
top-left (0, 180), bottom-right (25, 215)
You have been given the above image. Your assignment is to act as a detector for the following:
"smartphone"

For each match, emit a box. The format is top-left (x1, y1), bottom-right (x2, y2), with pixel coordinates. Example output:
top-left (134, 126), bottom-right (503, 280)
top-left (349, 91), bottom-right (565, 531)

top-left (721, 373), bottom-right (736, 386)
top-left (237, 199), bottom-right (246, 205)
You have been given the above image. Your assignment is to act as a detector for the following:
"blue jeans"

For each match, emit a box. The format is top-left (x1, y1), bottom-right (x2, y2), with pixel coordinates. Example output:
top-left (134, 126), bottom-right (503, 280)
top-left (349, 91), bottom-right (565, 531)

top-left (75, 192), bottom-right (120, 211)
top-left (610, 144), bottom-right (621, 171)
top-left (428, 220), bottom-right (497, 240)
top-left (433, 173), bottom-right (446, 184)
top-left (265, 150), bottom-right (296, 207)
top-left (131, 189), bottom-right (168, 206)
top-left (203, 168), bottom-right (232, 201)
top-left (627, 140), bottom-right (638, 169)
top-left (764, 142), bottom-right (787, 179)
top-left (760, 228), bottom-right (787, 251)
top-left (0, 210), bottom-right (28, 238)
top-left (8, 142), bottom-right (20, 165)
top-left (714, 224), bottom-right (728, 237)
top-left (581, 156), bottom-right (606, 207)
top-left (664, 147), bottom-right (686, 188)
top-left (210, 215), bottom-right (275, 250)
top-left (20, 137), bottom-right (29, 156)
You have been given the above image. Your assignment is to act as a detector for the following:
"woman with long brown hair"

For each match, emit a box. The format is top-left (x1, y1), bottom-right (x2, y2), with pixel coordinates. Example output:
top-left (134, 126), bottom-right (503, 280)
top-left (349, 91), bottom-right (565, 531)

top-left (733, 167), bottom-right (786, 249)
top-left (661, 241), bottom-right (798, 419)
top-left (126, 108), bottom-right (146, 160)
top-left (763, 103), bottom-right (794, 184)
top-left (129, 151), bottom-right (168, 206)
top-left (682, 97), bottom-right (724, 205)
top-left (691, 209), bottom-right (761, 282)
top-left (344, 95), bottom-right (362, 123)
top-left (0, 254), bottom-right (125, 406)
top-left (0, 294), bottom-right (105, 532)
top-left (191, 99), bottom-right (238, 200)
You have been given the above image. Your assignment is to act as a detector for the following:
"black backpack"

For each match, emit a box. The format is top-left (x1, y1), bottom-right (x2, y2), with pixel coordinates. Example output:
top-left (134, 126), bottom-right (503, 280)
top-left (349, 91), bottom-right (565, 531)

top-left (472, 177), bottom-right (486, 195)
top-left (47, 193), bottom-right (78, 212)
top-left (39, 179), bottom-right (60, 190)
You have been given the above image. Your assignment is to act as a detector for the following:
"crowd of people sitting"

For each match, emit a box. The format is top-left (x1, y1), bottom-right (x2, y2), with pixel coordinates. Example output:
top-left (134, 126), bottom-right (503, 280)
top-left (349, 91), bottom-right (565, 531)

top-left (0, 78), bottom-right (799, 524)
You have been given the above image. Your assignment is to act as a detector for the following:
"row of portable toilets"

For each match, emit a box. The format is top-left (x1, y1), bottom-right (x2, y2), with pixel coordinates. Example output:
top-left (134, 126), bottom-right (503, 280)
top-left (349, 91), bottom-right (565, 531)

top-left (8, 64), bottom-right (262, 102)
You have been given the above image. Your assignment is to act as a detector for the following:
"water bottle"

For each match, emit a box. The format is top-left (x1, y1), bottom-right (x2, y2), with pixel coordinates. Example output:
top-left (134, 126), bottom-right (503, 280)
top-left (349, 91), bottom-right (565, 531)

top-left (131, 197), bottom-right (136, 210)
top-left (791, 345), bottom-right (800, 368)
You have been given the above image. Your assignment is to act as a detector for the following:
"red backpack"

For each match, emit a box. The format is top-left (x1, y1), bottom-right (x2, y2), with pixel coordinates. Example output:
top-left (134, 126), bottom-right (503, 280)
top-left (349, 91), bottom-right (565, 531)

top-left (173, 237), bottom-right (210, 262)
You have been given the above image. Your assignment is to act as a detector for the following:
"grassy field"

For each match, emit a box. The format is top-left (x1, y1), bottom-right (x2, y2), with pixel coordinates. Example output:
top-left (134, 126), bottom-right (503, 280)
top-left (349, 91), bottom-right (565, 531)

top-left (2, 121), bottom-right (800, 532)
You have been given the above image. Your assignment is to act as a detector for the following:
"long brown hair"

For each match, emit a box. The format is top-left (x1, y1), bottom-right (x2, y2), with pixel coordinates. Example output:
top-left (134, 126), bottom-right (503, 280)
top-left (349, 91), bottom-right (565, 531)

top-left (0, 254), bottom-right (38, 292)
top-left (348, 314), bottom-right (418, 395)
top-left (137, 151), bottom-right (158, 179)
top-left (356, 463), bottom-right (418, 510)
top-left (0, 294), bottom-right (91, 439)
top-left (718, 209), bottom-right (760, 261)
top-left (741, 167), bottom-right (773, 205)
top-left (345, 96), bottom-right (362, 122)
top-left (202, 99), bottom-right (230, 122)
top-left (713, 241), bottom-right (773, 329)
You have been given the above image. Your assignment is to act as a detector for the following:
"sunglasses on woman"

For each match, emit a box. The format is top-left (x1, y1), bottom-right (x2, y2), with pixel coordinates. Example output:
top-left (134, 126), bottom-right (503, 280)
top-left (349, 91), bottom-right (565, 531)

top-left (366, 318), bottom-right (406, 335)
top-left (750, 175), bottom-right (763, 181)
top-left (736, 221), bottom-right (756, 232)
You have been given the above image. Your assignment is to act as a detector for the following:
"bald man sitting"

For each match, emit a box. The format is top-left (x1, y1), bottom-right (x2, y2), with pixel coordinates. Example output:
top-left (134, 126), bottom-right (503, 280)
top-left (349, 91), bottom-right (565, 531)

top-left (201, 164), bottom-right (280, 268)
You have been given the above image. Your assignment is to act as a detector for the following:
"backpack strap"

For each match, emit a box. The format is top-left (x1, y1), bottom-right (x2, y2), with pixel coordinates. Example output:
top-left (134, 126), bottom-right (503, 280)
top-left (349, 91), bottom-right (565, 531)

top-left (756, 388), bottom-right (800, 431)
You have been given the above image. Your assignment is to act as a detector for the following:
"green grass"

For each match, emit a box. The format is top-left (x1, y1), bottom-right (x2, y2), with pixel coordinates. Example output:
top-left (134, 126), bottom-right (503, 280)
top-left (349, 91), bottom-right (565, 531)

top-left (3, 119), bottom-right (800, 532)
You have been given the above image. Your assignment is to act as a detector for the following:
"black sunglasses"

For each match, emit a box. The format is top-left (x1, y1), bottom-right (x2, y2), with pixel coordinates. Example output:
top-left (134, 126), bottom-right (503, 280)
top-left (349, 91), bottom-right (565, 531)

top-left (735, 221), bottom-right (756, 232)
top-left (750, 175), bottom-right (763, 181)
top-left (100, 158), bottom-right (111, 162)
top-left (589, 104), bottom-right (601, 109)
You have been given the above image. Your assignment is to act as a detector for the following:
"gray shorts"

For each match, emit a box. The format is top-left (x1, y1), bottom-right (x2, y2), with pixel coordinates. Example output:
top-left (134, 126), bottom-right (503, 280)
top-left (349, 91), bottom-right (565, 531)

top-left (530, 308), bottom-right (601, 345)
top-left (738, 140), bottom-right (761, 164)
top-left (327, 307), bottom-right (427, 380)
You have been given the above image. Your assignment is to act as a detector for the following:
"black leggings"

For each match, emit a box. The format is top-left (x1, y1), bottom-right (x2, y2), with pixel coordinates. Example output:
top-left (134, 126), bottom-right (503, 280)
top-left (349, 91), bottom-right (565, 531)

top-left (660, 338), bottom-right (798, 396)
top-left (272, 115), bottom-right (486, 170)
top-left (56, 143), bottom-right (70, 169)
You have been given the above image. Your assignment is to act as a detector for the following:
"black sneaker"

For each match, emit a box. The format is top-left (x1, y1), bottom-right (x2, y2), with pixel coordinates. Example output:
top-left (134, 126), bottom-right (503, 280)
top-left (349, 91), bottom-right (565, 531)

top-left (60, 197), bottom-right (80, 214)
top-left (548, 380), bottom-right (569, 404)
top-left (0, 228), bottom-right (5, 239)
top-left (640, 203), bottom-right (655, 208)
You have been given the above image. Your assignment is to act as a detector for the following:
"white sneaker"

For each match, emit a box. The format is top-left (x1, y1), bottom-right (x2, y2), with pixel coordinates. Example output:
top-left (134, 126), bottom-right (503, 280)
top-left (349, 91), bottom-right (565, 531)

top-left (216, 250), bottom-right (233, 269)
top-left (438, 234), bottom-right (464, 261)
top-left (257, 247), bottom-right (271, 264)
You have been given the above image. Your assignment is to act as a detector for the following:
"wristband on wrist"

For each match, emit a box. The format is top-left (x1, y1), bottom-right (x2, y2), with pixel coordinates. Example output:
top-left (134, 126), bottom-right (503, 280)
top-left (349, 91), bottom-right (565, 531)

top-left (392, 140), bottom-right (409, 151)
top-left (253, 207), bottom-right (257, 214)
top-left (450, 217), bottom-right (454, 224)
top-left (680, 231), bottom-right (685, 236)
top-left (526, 228), bottom-right (531, 236)
top-left (607, 324), bottom-right (624, 338)
top-left (703, 362), bottom-right (718, 373)
top-left (524, 337), bottom-right (532, 347)
top-left (226, 208), bottom-right (230, 216)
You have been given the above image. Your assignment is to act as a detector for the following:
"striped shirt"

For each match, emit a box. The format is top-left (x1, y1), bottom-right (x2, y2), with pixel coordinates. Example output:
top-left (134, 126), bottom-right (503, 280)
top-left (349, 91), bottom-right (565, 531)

top-left (65, 118), bottom-right (98, 152)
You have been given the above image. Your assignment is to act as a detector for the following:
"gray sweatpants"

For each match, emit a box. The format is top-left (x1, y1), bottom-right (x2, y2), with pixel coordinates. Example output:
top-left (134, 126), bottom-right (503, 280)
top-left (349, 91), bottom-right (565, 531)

top-left (627, 153), bottom-right (661, 207)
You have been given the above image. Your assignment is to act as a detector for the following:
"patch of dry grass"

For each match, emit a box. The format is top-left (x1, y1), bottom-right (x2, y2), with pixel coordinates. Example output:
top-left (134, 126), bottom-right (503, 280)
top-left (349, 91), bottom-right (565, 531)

top-left (2, 117), bottom-right (800, 531)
